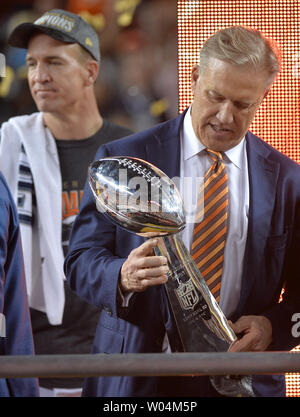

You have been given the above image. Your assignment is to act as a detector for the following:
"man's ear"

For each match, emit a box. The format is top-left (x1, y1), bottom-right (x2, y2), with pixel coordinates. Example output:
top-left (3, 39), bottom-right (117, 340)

top-left (191, 64), bottom-right (200, 94)
top-left (257, 88), bottom-right (270, 105)
top-left (84, 60), bottom-right (99, 86)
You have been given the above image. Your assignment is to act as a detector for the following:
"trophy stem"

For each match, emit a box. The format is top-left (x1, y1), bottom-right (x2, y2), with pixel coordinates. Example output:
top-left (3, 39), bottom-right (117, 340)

top-left (155, 234), bottom-right (235, 351)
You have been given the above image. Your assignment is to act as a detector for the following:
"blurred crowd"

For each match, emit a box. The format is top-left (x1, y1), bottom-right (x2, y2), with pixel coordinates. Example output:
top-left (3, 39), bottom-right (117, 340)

top-left (0, 0), bottom-right (178, 131)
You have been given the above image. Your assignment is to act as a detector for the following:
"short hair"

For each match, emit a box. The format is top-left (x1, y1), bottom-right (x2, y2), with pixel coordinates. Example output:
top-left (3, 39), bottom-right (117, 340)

top-left (199, 26), bottom-right (281, 85)
top-left (76, 43), bottom-right (96, 64)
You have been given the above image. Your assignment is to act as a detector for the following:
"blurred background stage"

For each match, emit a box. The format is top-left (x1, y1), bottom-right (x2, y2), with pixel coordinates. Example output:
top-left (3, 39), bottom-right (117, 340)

top-left (0, 0), bottom-right (299, 397)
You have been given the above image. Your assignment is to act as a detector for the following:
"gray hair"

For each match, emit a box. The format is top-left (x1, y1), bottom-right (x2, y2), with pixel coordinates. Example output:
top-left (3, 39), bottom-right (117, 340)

top-left (199, 26), bottom-right (281, 85)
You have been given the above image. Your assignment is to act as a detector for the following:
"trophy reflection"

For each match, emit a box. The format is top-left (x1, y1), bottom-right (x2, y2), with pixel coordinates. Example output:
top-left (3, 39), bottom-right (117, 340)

top-left (89, 156), bottom-right (254, 397)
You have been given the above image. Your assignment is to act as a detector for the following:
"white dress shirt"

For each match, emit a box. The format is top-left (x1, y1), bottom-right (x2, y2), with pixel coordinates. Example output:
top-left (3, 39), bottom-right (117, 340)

top-left (179, 107), bottom-right (249, 317)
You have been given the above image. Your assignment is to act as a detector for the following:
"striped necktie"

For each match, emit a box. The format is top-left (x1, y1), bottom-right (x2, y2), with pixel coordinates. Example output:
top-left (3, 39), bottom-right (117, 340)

top-left (191, 149), bottom-right (228, 303)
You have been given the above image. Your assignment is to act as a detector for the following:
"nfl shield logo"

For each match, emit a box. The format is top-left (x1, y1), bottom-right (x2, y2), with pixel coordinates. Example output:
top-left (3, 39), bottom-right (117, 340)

top-left (175, 279), bottom-right (199, 311)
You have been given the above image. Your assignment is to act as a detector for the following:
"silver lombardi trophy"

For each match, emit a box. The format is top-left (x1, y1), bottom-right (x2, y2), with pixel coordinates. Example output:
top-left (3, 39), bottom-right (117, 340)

top-left (89, 156), bottom-right (254, 397)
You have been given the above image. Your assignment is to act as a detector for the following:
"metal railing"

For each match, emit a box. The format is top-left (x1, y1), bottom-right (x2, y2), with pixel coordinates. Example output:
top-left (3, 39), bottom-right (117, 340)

top-left (0, 352), bottom-right (299, 379)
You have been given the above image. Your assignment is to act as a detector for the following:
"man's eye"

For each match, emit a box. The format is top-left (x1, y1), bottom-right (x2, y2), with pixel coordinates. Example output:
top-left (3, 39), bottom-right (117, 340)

top-left (235, 102), bottom-right (252, 110)
top-left (209, 93), bottom-right (223, 102)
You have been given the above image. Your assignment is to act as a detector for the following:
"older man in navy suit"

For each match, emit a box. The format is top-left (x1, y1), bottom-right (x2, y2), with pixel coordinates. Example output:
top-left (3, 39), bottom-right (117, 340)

top-left (65, 26), bottom-right (300, 397)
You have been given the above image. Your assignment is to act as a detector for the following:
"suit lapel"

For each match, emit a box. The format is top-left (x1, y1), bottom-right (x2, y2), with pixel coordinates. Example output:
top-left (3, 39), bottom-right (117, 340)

top-left (235, 132), bottom-right (280, 316)
top-left (145, 111), bottom-right (186, 179)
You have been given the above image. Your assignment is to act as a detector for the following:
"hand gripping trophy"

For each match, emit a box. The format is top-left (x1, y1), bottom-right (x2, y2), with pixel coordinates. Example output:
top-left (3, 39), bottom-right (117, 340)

top-left (89, 156), bottom-right (254, 397)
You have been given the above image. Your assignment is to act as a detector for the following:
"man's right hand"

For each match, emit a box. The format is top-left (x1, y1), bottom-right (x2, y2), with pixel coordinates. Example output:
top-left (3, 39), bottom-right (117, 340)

top-left (119, 238), bottom-right (169, 293)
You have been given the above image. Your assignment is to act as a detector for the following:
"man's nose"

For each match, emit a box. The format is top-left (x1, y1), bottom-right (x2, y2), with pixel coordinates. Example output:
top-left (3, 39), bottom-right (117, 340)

top-left (216, 101), bottom-right (234, 125)
top-left (32, 63), bottom-right (51, 83)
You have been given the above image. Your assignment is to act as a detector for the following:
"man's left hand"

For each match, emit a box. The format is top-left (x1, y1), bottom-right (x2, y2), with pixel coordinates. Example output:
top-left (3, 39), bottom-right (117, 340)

top-left (228, 315), bottom-right (272, 352)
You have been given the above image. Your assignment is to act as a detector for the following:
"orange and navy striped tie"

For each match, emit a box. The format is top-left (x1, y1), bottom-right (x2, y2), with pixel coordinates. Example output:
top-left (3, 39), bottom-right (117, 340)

top-left (191, 149), bottom-right (228, 303)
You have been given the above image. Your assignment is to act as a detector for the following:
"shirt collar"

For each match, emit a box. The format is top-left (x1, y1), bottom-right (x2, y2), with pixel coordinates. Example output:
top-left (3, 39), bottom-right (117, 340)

top-left (182, 106), bottom-right (245, 169)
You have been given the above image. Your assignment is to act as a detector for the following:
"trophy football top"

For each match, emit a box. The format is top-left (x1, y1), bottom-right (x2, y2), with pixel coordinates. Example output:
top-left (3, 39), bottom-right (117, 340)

top-left (89, 156), bottom-right (186, 235)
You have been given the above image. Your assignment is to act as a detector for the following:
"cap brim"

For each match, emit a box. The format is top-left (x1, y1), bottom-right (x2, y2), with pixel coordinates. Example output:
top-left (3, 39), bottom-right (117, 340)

top-left (8, 22), bottom-right (76, 49)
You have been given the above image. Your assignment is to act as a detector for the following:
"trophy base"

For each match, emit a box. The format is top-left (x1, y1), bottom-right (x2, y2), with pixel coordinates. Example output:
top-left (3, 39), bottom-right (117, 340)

top-left (210, 375), bottom-right (255, 397)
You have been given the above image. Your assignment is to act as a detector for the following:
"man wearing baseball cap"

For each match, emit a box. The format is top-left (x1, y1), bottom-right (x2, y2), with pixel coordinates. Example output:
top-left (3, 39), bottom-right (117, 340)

top-left (0, 9), bottom-right (132, 396)
top-left (8, 8), bottom-right (101, 63)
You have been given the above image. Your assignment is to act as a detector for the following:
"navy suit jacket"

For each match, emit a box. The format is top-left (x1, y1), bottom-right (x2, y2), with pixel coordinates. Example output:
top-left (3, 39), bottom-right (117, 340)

top-left (65, 111), bottom-right (300, 397)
